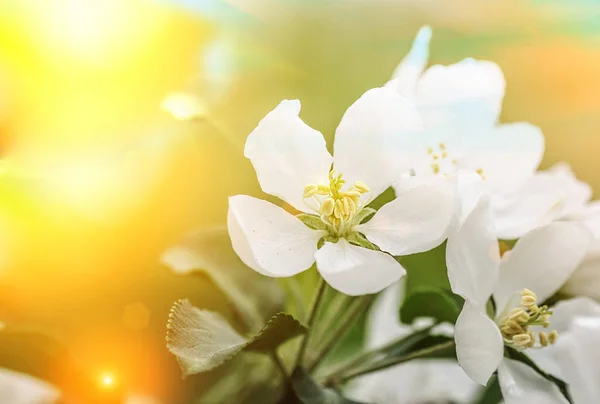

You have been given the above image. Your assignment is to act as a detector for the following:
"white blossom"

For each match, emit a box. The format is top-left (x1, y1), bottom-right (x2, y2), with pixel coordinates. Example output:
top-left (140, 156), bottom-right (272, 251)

top-left (228, 87), bottom-right (455, 295)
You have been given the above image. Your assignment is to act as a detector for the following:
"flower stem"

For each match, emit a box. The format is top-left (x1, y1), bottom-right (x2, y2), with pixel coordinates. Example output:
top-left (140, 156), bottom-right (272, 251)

top-left (323, 323), bottom-right (437, 382)
top-left (294, 277), bottom-right (327, 369)
top-left (325, 340), bottom-right (455, 387)
top-left (270, 350), bottom-right (289, 380)
top-left (307, 295), bottom-right (374, 373)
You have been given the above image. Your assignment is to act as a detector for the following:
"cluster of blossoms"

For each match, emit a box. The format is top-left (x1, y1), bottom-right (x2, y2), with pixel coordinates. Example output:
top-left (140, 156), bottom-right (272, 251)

top-left (165, 25), bottom-right (600, 404)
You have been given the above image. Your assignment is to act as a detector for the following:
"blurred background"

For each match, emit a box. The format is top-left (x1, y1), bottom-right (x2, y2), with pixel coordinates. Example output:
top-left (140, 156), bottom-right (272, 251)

top-left (0, 0), bottom-right (599, 402)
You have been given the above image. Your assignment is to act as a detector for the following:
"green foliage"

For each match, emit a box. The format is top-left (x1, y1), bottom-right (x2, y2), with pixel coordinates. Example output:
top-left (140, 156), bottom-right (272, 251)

top-left (399, 286), bottom-right (463, 325)
top-left (472, 376), bottom-right (502, 404)
top-left (166, 299), bottom-right (306, 377)
top-left (400, 242), bottom-right (451, 292)
top-left (291, 367), bottom-right (366, 404)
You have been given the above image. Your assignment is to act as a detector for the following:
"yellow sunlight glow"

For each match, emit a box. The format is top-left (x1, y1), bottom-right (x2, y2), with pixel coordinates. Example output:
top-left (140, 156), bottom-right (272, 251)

top-left (30, 0), bottom-right (164, 64)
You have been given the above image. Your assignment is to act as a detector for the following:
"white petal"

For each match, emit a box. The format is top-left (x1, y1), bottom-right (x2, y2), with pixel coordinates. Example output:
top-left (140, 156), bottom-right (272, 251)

top-left (529, 296), bottom-right (600, 379)
top-left (315, 238), bottom-right (405, 296)
top-left (244, 100), bottom-right (333, 212)
top-left (554, 317), bottom-right (600, 403)
top-left (333, 87), bottom-right (423, 198)
top-left (463, 123), bottom-right (544, 194)
top-left (446, 196), bottom-right (500, 307)
top-left (497, 358), bottom-right (568, 404)
top-left (455, 302), bottom-right (504, 385)
top-left (545, 162), bottom-right (592, 218)
top-left (356, 180), bottom-right (454, 256)
top-left (386, 25), bottom-right (432, 98)
top-left (454, 169), bottom-right (485, 227)
top-left (349, 360), bottom-right (478, 404)
top-left (493, 222), bottom-right (593, 310)
top-left (227, 195), bottom-right (324, 277)
top-left (415, 58), bottom-right (505, 132)
top-left (561, 241), bottom-right (600, 299)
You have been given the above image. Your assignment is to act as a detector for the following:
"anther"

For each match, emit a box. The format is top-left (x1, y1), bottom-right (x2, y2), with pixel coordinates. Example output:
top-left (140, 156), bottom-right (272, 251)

top-left (303, 184), bottom-right (318, 198)
top-left (549, 330), bottom-right (558, 344)
top-left (431, 163), bottom-right (440, 174)
top-left (539, 332), bottom-right (549, 347)
top-left (512, 333), bottom-right (532, 348)
top-left (334, 200), bottom-right (343, 219)
top-left (353, 181), bottom-right (370, 194)
top-left (317, 184), bottom-right (331, 195)
top-left (321, 198), bottom-right (335, 216)
top-left (521, 295), bottom-right (537, 308)
top-left (439, 143), bottom-right (446, 150)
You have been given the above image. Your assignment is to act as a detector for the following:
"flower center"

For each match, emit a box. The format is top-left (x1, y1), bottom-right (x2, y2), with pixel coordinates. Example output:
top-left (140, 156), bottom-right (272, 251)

top-left (303, 170), bottom-right (370, 236)
top-left (497, 288), bottom-right (558, 349)
top-left (426, 142), bottom-right (485, 180)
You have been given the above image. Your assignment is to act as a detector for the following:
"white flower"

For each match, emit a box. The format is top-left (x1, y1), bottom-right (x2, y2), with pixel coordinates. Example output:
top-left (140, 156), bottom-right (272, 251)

top-left (386, 26), bottom-right (553, 240)
top-left (450, 217), bottom-right (591, 395)
top-left (348, 281), bottom-right (479, 404)
top-left (228, 87), bottom-right (455, 295)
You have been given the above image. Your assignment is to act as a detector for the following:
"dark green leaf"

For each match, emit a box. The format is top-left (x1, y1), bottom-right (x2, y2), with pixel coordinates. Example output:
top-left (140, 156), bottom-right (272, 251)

top-left (245, 313), bottom-right (307, 352)
top-left (505, 347), bottom-right (572, 403)
top-left (471, 375), bottom-right (502, 404)
top-left (291, 367), bottom-right (367, 404)
top-left (166, 300), bottom-right (306, 377)
top-left (400, 286), bottom-right (463, 325)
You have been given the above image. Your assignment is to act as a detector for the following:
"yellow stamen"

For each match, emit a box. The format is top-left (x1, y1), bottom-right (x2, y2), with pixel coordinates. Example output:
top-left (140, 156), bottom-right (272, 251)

top-left (303, 184), bottom-right (318, 198)
top-left (321, 198), bottom-right (335, 216)
top-left (353, 181), bottom-right (370, 194)
top-left (549, 330), bottom-right (558, 344)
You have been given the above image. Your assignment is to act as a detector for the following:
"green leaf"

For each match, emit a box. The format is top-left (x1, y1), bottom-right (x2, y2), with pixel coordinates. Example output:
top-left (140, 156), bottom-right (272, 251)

top-left (399, 286), bottom-right (463, 325)
top-left (198, 355), bottom-right (281, 404)
top-left (505, 347), bottom-right (572, 403)
top-left (291, 367), bottom-right (366, 404)
top-left (472, 375), bottom-right (502, 404)
top-left (401, 242), bottom-right (450, 292)
top-left (166, 299), bottom-right (306, 377)
top-left (297, 213), bottom-right (329, 231)
top-left (245, 313), bottom-right (308, 352)
top-left (161, 226), bottom-right (285, 332)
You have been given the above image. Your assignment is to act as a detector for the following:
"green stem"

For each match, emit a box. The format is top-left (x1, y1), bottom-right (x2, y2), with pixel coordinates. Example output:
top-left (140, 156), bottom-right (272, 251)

top-left (307, 295), bottom-right (373, 373)
top-left (323, 323), bottom-right (436, 382)
top-left (294, 277), bottom-right (327, 369)
top-left (284, 277), bottom-right (307, 321)
top-left (325, 340), bottom-right (455, 387)
top-left (270, 350), bottom-right (289, 380)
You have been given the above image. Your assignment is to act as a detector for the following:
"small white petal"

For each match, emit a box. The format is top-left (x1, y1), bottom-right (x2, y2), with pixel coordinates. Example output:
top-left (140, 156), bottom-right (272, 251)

top-left (446, 197), bottom-right (500, 307)
top-left (455, 302), bottom-right (504, 385)
top-left (554, 317), bottom-right (600, 403)
top-left (227, 195), bottom-right (324, 277)
top-left (454, 169), bottom-right (485, 227)
top-left (386, 25), bottom-right (432, 98)
top-left (244, 100), bottom-right (332, 212)
top-left (357, 180), bottom-right (454, 256)
top-left (497, 358), bottom-right (568, 404)
top-left (463, 123), bottom-right (545, 195)
top-left (493, 222), bottom-right (593, 310)
top-left (333, 87), bottom-right (423, 198)
top-left (315, 238), bottom-right (405, 296)
top-left (416, 58), bottom-right (505, 132)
